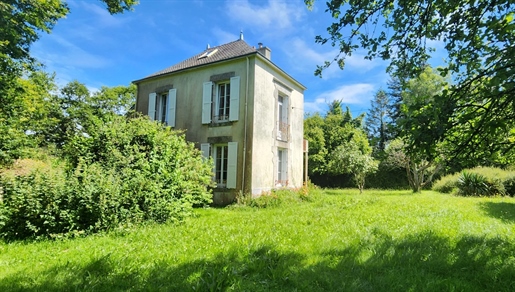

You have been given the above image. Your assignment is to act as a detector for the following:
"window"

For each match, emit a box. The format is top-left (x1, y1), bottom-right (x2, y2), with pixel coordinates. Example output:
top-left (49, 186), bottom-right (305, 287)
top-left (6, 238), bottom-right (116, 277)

top-left (277, 148), bottom-right (288, 186)
top-left (202, 76), bottom-right (240, 124)
top-left (148, 89), bottom-right (177, 127)
top-left (200, 142), bottom-right (238, 189)
top-left (216, 82), bottom-right (230, 121)
top-left (277, 95), bottom-right (289, 141)
top-left (156, 93), bottom-right (168, 123)
top-left (214, 145), bottom-right (228, 186)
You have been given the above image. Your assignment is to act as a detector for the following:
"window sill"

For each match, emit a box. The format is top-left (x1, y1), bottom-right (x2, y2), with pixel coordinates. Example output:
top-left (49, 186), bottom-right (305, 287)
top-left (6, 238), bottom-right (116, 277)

top-left (209, 121), bottom-right (233, 127)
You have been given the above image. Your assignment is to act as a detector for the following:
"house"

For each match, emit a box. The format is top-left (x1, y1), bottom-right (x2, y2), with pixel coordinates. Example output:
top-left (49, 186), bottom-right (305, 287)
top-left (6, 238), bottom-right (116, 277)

top-left (133, 35), bottom-right (306, 205)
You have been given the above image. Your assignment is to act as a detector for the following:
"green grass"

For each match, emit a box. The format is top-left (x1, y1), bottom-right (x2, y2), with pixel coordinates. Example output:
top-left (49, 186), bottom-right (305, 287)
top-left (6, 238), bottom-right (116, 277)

top-left (1, 189), bottom-right (515, 291)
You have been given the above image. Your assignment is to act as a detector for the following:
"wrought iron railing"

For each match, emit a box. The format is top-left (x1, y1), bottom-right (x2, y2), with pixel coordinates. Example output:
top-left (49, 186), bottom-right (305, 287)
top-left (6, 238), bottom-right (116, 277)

top-left (277, 121), bottom-right (289, 141)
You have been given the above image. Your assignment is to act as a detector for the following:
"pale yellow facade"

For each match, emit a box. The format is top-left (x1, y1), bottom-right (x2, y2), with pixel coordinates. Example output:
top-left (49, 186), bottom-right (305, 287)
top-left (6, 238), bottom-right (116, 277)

top-left (135, 47), bottom-right (305, 204)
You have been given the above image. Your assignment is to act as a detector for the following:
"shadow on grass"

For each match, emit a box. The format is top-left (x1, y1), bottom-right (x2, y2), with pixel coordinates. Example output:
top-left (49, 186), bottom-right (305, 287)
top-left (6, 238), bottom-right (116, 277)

top-left (2, 232), bottom-right (515, 291)
top-left (479, 201), bottom-right (515, 223)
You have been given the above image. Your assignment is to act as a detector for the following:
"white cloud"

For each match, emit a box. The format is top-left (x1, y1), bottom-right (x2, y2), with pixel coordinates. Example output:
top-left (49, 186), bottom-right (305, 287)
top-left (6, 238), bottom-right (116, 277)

top-left (225, 0), bottom-right (305, 32)
top-left (305, 83), bottom-right (375, 112)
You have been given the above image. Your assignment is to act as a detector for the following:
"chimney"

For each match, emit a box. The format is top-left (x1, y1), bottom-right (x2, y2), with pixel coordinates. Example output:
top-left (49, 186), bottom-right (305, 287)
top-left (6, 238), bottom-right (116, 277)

top-left (257, 42), bottom-right (271, 60)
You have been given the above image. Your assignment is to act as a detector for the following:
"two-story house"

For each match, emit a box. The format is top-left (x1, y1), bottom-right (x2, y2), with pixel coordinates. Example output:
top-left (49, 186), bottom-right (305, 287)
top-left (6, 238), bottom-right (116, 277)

top-left (133, 36), bottom-right (305, 205)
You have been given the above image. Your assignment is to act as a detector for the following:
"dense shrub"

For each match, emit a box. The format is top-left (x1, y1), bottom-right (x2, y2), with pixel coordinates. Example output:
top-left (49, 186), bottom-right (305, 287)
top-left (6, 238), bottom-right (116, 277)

top-left (503, 176), bottom-right (515, 197)
top-left (0, 117), bottom-right (214, 240)
top-left (365, 164), bottom-right (410, 189)
top-left (432, 172), bottom-right (460, 193)
top-left (434, 167), bottom-right (513, 197)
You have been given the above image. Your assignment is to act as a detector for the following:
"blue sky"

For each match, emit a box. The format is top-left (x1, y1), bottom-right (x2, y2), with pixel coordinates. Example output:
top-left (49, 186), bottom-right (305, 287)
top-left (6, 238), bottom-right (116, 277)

top-left (32, 0), bottom-right (399, 116)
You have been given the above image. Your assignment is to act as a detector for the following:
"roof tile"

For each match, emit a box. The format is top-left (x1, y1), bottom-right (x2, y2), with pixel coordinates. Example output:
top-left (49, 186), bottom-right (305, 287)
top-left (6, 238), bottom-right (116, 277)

top-left (144, 39), bottom-right (257, 79)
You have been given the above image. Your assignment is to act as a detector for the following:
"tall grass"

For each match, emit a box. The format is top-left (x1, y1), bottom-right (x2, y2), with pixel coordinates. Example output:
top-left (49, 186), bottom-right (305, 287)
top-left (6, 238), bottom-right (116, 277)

top-left (1, 189), bottom-right (514, 291)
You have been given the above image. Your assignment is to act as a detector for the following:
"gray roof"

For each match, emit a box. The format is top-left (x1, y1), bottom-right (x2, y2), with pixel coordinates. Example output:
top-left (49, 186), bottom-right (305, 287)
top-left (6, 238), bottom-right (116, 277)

top-left (140, 39), bottom-right (257, 81)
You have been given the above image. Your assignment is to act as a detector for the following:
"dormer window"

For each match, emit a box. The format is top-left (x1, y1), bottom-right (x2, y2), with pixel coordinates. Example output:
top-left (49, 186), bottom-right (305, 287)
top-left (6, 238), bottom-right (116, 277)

top-left (198, 48), bottom-right (218, 59)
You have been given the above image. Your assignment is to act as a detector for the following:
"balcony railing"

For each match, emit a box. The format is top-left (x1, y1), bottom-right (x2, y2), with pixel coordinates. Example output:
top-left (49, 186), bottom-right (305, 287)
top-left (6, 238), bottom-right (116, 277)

top-left (277, 121), bottom-right (289, 141)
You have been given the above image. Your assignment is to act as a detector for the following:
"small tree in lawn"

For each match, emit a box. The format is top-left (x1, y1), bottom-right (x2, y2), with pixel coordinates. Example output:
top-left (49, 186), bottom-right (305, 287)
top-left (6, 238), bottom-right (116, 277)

top-left (329, 133), bottom-right (379, 193)
top-left (384, 138), bottom-right (441, 192)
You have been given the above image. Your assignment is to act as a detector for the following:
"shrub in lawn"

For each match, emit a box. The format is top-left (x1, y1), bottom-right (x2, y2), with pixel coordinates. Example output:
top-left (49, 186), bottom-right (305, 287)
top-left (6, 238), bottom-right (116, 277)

top-left (456, 171), bottom-right (505, 197)
top-left (0, 116), bottom-right (214, 240)
top-left (503, 176), bottom-right (515, 197)
top-left (432, 172), bottom-right (460, 193)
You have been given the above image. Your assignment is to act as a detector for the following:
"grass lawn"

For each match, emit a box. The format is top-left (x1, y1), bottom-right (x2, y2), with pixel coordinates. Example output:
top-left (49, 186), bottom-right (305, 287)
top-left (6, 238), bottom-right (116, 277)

top-left (1, 189), bottom-right (515, 291)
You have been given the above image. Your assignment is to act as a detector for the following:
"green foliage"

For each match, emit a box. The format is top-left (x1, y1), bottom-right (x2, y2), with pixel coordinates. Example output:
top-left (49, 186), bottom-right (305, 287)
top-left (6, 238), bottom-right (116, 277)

top-left (0, 117), bottom-right (214, 240)
top-left (432, 172), bottom-right (460, 193)
top-left (503, 176), bottom-right (515, 197)
top-left (2, 190), bottom-right (515, 291)
top-left (239, 184), bottom-right (319, 208)
top-left (304, 102), bottom-right (369, 183)
top-left (309, 0), bottom-right (515, 168)
top-left (457, 172), bottom-right (496, 197)
top-left (365, 89), bottom-right (395, 154)
top-left (434, 167), bottom-right (515, 197)
top-left (0, 0), bottom-right (138, 162)
top-left (384, 138), bottom-right (440, 192)
top-left (366, 163), bottom-right (409, 189)
top-left (328, 138), bottom-right (378, 193)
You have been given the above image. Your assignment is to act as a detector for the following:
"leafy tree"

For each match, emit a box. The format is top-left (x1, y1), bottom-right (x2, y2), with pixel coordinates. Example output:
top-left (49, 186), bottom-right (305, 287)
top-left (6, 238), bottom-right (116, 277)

top-left (328, 132), bottom-right (378, 193)
top-left (0, 0), bottom-right (138, 165)
top-left (306, 0), bottom-right (515, 164)
top-left (304, 102), bottom-right (371, 188)
top-left (384, 138), bottom-right (440, 192)
top-left (50, 80), bottom-right (136, 146)
top-left (365, 89), bottom-right (393, 154)
top-left (304, 113), bottom-right (327, 174)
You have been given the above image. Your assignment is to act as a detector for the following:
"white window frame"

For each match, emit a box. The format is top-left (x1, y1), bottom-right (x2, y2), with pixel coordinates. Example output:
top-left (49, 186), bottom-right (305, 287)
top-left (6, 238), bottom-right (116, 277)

top-left (149, 90), bottom-right (176, 126)
top-left (213, 144), bottom-right (229, 187)
top-left (215, 82), bottom-right (231, 122)
top-left (277, 148), bottom-right (288, 187)
top-left (156, 92), bottom-right (168, 123)
top-left (202, 76), bottom-right (240, 124)
top-left (200, 142), bottom-right (238, 189)
top-left (277, 94), bottom-right (289, 141)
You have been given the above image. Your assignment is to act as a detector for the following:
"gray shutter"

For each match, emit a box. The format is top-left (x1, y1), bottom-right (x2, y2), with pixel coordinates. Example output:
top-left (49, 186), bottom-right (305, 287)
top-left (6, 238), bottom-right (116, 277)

top-left (202, 82), bottom-right (213, 124)
top-left (229, 76), bottom-right (240, 121)
top-left (148, 92), bottom-right (156, 121)
top-left (227, 142), bottom-right (238, 189)
top-left (166, 89), bottom-right (177, 127)
top-left (200, 143), bottom-right (210, 160)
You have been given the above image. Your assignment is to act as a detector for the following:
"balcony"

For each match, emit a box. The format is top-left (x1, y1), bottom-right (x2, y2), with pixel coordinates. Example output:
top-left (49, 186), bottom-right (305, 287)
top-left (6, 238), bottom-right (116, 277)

top-left (277, 121), bottom-right (289, 141)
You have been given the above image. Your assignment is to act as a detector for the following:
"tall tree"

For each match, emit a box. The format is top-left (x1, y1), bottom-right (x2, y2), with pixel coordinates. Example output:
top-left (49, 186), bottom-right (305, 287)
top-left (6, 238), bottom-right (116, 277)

top-left (365, 89), bottom-right (393, 154)
top-left (328, 131), bottom-right (378, 193)
top-left (304, 102), bottom-right (371, 188)
top-left (305, 0), bottom-right (515, 163)
top-left (0, 0), bottom-right (138, 165)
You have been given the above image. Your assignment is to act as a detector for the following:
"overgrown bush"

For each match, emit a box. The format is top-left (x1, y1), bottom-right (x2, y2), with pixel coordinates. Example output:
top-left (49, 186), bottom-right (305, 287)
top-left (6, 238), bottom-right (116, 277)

top-left (433, 167), bottom-right (514, 197)
top-left (0, 117), bottom-right (214, 240)
top-left (432, 172), bottom-right (460, 193)
top-left (457, 171), bottom-right (491, 197)
top-left (503, 176), bottom-right (515, 197)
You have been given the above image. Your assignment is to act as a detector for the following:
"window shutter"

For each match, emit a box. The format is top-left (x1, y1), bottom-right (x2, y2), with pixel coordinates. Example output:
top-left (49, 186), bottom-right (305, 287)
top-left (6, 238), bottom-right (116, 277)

top-left (227, 142), bottom-right (238, 189)
top-left (202, 82), bottom-right (213, 124)
top-left (148, 93), bottom-right (156, 121)
top-left (229, 76), bottom-right (240, 121)
top-left (166, 89), bottom-right (177, 127)
top-left (200, 143), bottom-right (210, 160)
